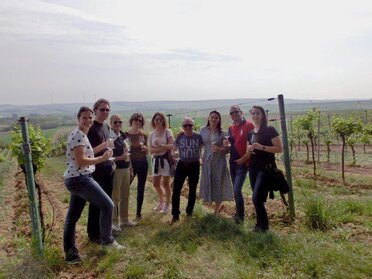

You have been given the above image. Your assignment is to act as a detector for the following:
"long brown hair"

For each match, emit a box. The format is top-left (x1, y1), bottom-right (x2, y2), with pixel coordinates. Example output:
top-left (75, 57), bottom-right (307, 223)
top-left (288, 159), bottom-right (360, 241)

top-left (129, 112), bottom-right (145, 128)
top-left (151, 112), bottom-right (167, 129)
top-left (251, 105), bottom-right (268, 128)
top-left (251, 105), bottom-right (269, 142)
top-left (206, 110), bottom-right (222, 134)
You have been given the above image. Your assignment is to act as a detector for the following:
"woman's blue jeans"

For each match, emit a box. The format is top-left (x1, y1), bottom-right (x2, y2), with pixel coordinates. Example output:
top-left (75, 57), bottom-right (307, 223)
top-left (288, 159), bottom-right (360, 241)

top-left (248, 168), bottom-right (269, 230)
top-left (230, 164), bottom-right (248, 221)
top-left (64, 175), bottom-right (114, 257)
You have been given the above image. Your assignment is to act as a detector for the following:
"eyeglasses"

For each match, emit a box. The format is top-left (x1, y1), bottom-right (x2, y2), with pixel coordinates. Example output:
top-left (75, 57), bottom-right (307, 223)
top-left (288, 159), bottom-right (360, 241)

top-left (113, 121), bottom-right (123, 125)
top-left (230, 111), bottom-right (240, 115)
top-left (98, 108), bottom-right (110, 112)
top-left (154, 118), bottom-right (163, 122)
top-left (183, 124), bottom-right (193, 128)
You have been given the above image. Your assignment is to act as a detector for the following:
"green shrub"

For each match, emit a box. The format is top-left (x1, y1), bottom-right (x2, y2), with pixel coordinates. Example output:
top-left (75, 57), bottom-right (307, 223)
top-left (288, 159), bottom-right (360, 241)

top-left (304, 196), bottom-right (334, 231)
top-left (9, 123), bottom-right (51, 172)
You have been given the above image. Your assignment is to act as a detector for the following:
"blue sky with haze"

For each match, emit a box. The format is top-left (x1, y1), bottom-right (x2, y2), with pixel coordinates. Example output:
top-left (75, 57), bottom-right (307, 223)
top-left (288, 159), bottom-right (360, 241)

top-left (0, 0), bottom-right (371, 105)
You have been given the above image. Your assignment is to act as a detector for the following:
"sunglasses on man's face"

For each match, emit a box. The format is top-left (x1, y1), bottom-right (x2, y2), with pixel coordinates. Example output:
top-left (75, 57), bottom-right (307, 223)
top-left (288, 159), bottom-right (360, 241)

top-left (113, 121), bottom-right (123, 125)
top-left (183, 124), bottom-right (193, 128)
top-left (98, 108), bottom-right (110, 112)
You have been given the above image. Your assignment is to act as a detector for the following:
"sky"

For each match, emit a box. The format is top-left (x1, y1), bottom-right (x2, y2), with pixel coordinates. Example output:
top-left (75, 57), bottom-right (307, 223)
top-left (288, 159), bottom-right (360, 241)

top-left (0, 0), bottom-right (371, 105)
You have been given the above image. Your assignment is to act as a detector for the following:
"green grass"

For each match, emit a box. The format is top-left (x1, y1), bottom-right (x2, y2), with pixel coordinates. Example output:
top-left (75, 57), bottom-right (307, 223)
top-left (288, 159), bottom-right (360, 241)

top-left (304, 195), bottom-right (333, 231)
top-left (0, 131), bottom-right (11, 146)
top-left (2, 156), bottom-right (372, 278)
top-left (41, 125), bottom-right (74, 139)
top-left (292, 146), bottom-right (372, 167)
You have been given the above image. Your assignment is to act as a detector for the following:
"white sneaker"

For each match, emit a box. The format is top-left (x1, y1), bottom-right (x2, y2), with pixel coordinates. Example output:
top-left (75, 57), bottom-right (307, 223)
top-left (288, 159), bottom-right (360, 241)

top-left (121, 220), bottom-right (137, 228)
top-left (104, 240), bottom-right (124, 250)
top-left (160, 204), bottom-right (169, 214)
top-left (112, 224), bottom-right (121, 233)
top-left (153, 202), bottom-right (164, 212)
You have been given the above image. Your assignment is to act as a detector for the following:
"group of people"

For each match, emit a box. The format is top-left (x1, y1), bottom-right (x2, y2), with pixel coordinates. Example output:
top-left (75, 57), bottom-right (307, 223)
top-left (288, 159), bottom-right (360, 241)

top-left (168, 105), bottom-right (283, 231)
top-left (62, 98), bottom-right (283, 264)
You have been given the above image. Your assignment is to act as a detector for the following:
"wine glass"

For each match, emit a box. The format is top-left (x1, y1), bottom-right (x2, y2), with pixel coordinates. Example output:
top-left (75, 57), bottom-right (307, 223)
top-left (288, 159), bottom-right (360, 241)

top-left (106, 129), bottom-right (118, 160)
top-left (138, 135), bottom-right (146, 152)
top-left (210, 132), bottom-right (218, 153)
top-left (108, 129), bottom-right (118, 149)
top-left (223, 130), bottom-right (231, 147)
top-left (124, 137), bottom-right (131, 153)
top-left (138, 135), bottom-right (145, 146)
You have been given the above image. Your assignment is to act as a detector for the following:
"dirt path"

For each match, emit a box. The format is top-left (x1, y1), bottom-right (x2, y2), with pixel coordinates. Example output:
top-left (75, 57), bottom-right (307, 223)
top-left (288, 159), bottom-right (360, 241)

top-left (0, 167), bottom-right (30, 261)
top-left (0, 166), bottom-right (17, 261)
top-left (37, 174), bottom-right (67, 246)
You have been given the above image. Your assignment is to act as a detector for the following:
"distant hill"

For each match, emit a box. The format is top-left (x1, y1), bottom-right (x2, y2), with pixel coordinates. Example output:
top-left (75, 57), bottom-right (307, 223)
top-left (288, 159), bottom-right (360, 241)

top-left (0, 98), bottom-right (371, 118)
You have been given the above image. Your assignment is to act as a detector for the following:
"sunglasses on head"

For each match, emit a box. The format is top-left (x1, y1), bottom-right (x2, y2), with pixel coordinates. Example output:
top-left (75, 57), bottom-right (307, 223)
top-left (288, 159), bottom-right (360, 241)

top-left (230, 110), bottom-right (240, 115)
top-left (113, 120), bottom-right (123, 125)
top-left (98, 108), bottom-right (110, 112)
top-left (183, 124), bottom-right (193, 128)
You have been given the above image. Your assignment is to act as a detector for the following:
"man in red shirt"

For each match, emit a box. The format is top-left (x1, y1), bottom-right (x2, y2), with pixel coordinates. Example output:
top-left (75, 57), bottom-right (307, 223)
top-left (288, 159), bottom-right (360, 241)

top-left (225, 105), bottom-right (254, 224)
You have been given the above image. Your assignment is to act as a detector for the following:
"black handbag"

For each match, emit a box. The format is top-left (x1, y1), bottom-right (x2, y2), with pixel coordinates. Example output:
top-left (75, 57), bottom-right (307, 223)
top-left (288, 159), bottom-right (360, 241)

top-left (269, 167), bottom-right (290, 194)
top-left (267, 166), bottom-right (290, 206)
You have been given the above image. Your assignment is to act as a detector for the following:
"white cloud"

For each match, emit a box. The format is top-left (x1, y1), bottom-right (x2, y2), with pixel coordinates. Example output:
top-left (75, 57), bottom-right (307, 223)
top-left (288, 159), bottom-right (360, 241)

top-left (0, 0), bottom-right (371, 105)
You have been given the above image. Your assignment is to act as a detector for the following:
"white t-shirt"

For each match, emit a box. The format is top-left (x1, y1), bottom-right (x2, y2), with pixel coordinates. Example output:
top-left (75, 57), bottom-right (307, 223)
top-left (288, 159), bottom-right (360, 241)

top-left (63, 127), bottom-right (95, 179)
top-left (149, 129), bottom-right (173, 156)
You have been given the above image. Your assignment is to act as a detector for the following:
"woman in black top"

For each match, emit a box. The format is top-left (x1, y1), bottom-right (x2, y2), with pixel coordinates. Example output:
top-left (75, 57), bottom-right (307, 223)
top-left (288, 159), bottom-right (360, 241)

top-left (240, 106), bottom-right (283, 232)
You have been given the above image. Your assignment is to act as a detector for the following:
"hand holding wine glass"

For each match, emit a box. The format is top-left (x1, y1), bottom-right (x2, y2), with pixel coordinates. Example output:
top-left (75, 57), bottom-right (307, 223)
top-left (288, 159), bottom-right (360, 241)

top-left (108, 129), bottom-right (118, 149)
top-left (223, 130), bottom-right (231, 148)
top-left (124, 137), bottom-right (131, 153)
top-left (138, 135), bottom-right (146, 152)
top-left (250, 134), bottom-right (257, 154)
top-left (103, 149), bottom-right (114, 161)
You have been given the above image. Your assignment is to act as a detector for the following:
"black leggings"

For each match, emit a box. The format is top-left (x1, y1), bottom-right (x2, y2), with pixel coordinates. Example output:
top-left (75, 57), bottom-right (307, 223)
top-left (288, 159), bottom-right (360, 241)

top-left (131, 158), bottom-right (148, 217)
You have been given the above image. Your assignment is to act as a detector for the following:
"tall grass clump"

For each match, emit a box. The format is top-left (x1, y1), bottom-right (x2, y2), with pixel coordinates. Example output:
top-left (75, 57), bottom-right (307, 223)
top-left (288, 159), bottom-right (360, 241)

top-left (304, 195), bottom-right (334, 231)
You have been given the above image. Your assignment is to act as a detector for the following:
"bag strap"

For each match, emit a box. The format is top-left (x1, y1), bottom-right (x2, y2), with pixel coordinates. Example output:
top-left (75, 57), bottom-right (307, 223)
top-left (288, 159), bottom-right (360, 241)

top-left (280, 192), bottom-right (288, 207)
